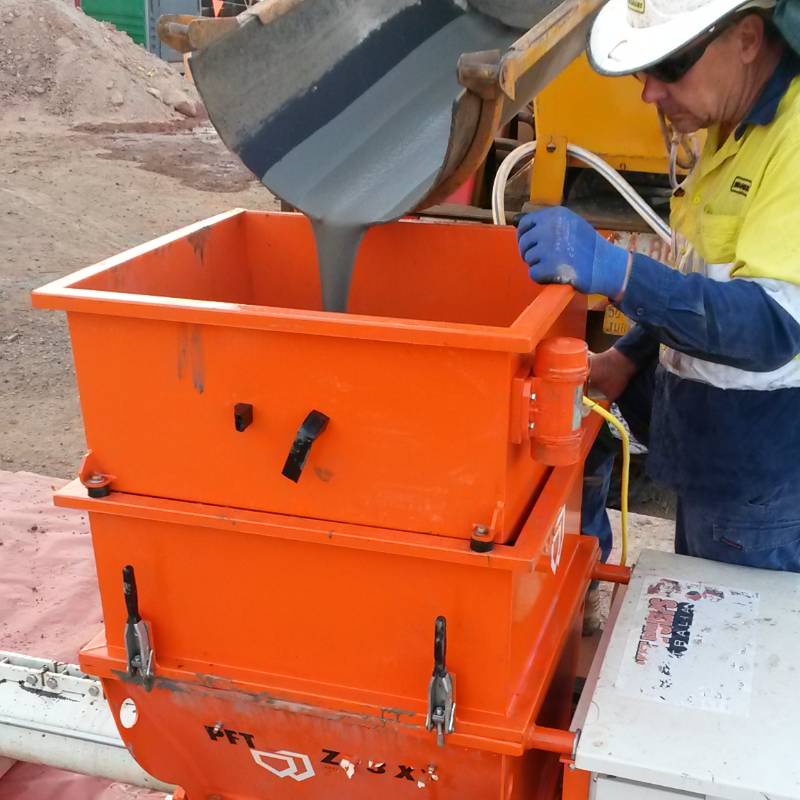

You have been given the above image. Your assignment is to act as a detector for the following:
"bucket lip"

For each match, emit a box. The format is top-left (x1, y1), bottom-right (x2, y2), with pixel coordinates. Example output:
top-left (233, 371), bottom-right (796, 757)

top-left (31, 210), bottom-right (574, 355)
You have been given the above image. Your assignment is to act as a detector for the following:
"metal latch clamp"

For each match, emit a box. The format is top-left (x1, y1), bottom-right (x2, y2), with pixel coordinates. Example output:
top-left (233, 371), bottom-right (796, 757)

top-left (425, 616), bottom-right (455, 747)
top-left (122, 565), bottom-right (154, 688)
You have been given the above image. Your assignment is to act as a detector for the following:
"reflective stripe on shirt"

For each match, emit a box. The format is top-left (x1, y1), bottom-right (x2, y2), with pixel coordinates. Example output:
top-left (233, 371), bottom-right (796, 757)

top-left (660, 262), bottom-right (800, 389)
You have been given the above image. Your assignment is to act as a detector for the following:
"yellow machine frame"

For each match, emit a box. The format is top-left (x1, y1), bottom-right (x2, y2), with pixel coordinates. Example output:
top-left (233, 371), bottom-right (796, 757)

top-left (530, 54), bottom-right (671, 205)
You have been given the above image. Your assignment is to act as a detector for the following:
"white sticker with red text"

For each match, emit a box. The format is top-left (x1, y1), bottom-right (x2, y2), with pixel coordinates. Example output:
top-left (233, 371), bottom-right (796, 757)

top-left (614, 577), bottom-right (760, 715)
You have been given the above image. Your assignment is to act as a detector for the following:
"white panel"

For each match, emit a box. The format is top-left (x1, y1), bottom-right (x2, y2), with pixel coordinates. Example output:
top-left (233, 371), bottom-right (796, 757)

top-left (576, 550), bottom-right (800, 800)
top-left (593, 774), bottom-right (704, 800)
top-left (614, 577), bottom-right (759, 715)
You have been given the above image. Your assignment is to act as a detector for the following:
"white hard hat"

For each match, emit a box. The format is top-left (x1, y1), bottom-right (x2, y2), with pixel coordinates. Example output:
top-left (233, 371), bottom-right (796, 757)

top-left (588, 0), bottom-right (777, 77)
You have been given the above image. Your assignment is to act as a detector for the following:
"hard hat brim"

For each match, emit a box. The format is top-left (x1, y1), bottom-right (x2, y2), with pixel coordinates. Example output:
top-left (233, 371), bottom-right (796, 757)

top-left (588, 0), bottom-right (776, 77)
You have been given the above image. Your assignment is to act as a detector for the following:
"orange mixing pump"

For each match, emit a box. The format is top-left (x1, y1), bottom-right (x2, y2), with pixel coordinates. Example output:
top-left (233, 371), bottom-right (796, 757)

top-left (33, 210), bottom-right (616, 799)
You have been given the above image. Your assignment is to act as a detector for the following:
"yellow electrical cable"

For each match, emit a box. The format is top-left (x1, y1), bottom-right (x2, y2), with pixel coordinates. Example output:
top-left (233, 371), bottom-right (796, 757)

top-left (582, 396), bottom-right (630, 566)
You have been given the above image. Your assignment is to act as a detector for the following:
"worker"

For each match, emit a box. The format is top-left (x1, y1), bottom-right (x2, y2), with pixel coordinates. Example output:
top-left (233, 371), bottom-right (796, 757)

top-left (516, 0), bottom-right (800, 592)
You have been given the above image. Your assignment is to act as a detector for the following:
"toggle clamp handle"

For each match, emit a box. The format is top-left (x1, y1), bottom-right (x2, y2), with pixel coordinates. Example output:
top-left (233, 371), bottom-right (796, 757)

top-left (426, 616), bottom-right (456, 747)
top-left (281, 410), bottom-right (330, 483)
top-left (122, 565), bottom-right (154, 688)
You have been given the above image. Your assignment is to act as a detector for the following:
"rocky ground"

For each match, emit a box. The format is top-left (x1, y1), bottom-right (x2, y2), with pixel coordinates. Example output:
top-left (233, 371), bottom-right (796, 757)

top-left (0, 119), bottom-right (277, 477)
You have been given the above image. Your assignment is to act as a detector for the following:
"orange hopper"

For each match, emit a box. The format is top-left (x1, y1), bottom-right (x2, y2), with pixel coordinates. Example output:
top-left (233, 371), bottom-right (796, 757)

top-left (33, 210), bottom-right (602, 799)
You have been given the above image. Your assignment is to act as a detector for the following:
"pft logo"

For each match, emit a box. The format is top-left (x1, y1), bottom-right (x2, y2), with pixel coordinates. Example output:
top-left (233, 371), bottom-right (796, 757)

top-left (204, 724), bottom-right (437, 786)
top-left (251, 750), bottom-right (316, 782)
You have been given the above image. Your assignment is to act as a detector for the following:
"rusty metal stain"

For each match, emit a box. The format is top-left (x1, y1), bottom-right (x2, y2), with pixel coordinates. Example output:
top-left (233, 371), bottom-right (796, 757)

top-left (111, 668), bottom-right (160, 692)
top-left (110, 264), bottom-right (126, 292)
top-left (176, 328), bottom-right (187, 382)
top-left (314, 466), bottom-right (333, 482)
top-left (380, 707), bottom-right (416, 722)
top-left (149, 673), bottom-right (422, 733)
top-left (146, 676), bottom-right (190, 694)
top-left (190, 327), bottom-right (205, 394)
top-left (176, 324), bottom-right (205, 394)
top-left (187, 228), bottom-right (211, 266)
top-left (19, 684), bottom-right (79, 702)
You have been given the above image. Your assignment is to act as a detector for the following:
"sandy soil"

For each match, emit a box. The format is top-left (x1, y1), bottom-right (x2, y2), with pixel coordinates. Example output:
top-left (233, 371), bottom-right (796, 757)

top-left (0, 120), bottom-right (277, 478)
top-left (0, 0), bottom-right (200, 125)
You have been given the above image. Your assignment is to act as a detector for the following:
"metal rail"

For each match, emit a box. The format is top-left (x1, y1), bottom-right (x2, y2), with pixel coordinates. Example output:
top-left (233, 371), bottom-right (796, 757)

top-left (0, 651), bottom-right (173, 793)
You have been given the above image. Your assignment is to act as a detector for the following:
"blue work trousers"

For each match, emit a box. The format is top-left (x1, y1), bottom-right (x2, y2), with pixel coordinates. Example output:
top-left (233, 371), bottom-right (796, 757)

top-left (581, 361), bottom-right (800, 572)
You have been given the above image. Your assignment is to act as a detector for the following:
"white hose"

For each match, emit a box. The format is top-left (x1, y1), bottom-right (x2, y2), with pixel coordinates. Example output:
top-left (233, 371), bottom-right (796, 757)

top-left (491, 140), bottom-right (536, 225)
top-left (491, 140), bottom-right (672, 245)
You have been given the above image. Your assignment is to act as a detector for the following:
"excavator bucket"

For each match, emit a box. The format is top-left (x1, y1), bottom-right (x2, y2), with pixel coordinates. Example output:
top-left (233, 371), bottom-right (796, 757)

top-left (185, 0), bottom-right (602, 218)
top-left (471, 0), bottom-right (562, 29)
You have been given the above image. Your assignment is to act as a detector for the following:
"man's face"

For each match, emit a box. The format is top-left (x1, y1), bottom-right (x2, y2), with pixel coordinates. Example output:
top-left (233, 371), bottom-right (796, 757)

top-left (636, 18), bottom-right (756, 132)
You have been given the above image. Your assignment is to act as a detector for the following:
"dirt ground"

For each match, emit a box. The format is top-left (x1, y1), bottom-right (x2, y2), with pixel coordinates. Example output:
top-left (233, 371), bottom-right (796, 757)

top-left (0, 119), bottom-right (277, 478)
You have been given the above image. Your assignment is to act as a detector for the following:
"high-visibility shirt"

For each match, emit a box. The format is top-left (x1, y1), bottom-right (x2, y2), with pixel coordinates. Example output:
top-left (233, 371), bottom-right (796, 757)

top-left (614, 51), bottom-right (800, 507)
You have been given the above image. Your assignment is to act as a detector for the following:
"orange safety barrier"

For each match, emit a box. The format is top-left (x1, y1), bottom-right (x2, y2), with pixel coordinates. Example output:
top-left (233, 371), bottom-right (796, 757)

top-left (34, 211), bottom-right (601, 799)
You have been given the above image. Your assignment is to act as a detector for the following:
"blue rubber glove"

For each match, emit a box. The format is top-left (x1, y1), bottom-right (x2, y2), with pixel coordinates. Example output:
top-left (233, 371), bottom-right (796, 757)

top-left (516, 206), bottom-right (629, 299)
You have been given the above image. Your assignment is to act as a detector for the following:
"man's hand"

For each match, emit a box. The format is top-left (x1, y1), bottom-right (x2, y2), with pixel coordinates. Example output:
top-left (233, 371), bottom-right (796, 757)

top-left (516, 206), bottom-right (630, 300)
top-left (589, 348), bottom-right (638, 402)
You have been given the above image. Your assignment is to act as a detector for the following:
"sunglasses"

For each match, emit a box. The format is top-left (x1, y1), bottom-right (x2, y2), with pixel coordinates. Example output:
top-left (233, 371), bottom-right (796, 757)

top-left (639, 19), bottom-right (732, 83)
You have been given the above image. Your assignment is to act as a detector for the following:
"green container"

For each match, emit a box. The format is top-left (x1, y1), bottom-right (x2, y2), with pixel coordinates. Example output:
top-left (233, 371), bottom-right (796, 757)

top-left (81, 0), bottom-right (147, 46)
